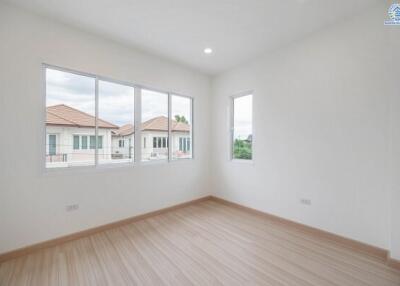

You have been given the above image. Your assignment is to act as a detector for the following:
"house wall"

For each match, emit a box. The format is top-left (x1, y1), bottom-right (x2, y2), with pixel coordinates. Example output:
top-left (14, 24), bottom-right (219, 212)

top-left (140, 131), bottom-right (191, 161)
top-left (141, 131), bottom-right (169, 160)
top-left (211, 2), bottom-right (400, 257)
top-left (111, 134), bottom-right (134, 160)
top-left (0, 2), bottom-right (211, 254)
top-left (46, 126), bottom-right (114, 167)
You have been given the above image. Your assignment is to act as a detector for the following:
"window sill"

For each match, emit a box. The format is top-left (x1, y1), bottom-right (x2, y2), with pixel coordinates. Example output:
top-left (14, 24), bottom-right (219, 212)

top-left (43, 158), bottom-right (195, 176)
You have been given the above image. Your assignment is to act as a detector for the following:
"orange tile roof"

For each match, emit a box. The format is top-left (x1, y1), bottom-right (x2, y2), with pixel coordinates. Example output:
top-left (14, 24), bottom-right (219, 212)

top-left (47, 105), bottom-right (190, 134)
top-left (46, 104), bottom-right (118, 129)
top-left (113, 116), bottom-right (190, 136)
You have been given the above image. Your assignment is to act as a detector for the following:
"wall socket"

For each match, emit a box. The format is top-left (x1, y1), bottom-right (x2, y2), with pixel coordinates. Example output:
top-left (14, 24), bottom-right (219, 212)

top-left (300, 198), bottom-right (312, 206)
top-left (65, 204), bottom-right (79, 212)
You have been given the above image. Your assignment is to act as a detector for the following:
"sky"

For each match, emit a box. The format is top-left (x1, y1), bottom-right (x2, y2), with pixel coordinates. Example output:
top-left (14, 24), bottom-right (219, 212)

top-left (234, 94), bottom-right (252, 140)
top-left (46, 68), bottom-right (191, 127)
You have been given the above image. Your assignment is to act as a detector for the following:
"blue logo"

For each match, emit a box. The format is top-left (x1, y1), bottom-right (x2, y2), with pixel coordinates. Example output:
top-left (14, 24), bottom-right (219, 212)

top-left (385, 3), bottom-right (400, 25)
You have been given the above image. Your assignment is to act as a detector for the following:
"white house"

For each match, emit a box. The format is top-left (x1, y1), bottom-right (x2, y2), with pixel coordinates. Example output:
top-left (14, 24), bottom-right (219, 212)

top-left (46, 104), bottom-right (191, 168)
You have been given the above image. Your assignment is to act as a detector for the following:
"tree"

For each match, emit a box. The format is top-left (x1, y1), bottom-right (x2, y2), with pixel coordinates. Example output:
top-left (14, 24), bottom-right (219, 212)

top-left (174, 115), bottom-right (188, 124)
top-left (233, 139), bottom-right (252, 160)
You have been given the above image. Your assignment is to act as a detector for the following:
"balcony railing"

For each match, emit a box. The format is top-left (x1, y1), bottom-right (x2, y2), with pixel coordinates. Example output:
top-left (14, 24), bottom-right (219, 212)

top-left (46, 153), bottom-right (68, 162)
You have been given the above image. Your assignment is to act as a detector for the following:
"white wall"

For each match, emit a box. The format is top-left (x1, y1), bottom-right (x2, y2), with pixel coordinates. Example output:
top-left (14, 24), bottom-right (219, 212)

top-left (211, 2), bottom-right (400, 258)
top-left (390, 81), bottom-right (400, 259)
top-left (0, 2), bottom-right (211, 253)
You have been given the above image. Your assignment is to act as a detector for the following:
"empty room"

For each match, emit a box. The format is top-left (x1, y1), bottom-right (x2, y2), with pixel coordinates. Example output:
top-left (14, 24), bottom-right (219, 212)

top-left (0, 0), bottom-right (400, 285)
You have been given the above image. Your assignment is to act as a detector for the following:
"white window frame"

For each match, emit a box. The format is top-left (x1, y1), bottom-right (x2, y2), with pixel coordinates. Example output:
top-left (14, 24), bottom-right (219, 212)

top-left (230, 91), bottom-right (254, 163)
top-left (42, 64), bottom-right (194, 173)
top-left (170, 94), bottom-right (194, 161)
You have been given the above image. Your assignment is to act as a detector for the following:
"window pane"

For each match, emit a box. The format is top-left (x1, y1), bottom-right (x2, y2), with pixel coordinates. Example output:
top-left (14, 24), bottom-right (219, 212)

top-left (98, 80), bottom-right (135, 164)
top-left (73, 135), bottom-right (80, 150)
top-left (48, 135), bottom-right (56, 156)
top-left (171, 95), bottom-right (192, 159)
top-left (141, 90), bottom-right (168, 161)
top-left (82, 136), bottom-right (88, 149)
top-left (98, 136), bottom-right (103, 149)
top-left (90, 136), bottom-right (96, 149)
top-left (46, 68), bottom-right (95, 168)
top-left (233, 94), bottom-right (253, 160)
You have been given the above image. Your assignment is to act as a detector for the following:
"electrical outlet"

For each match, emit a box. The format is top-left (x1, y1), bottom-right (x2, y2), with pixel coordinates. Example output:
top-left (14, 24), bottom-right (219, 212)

top-left (300, 198), bottom-right (311, 206)
top-left (65, 204), bottom-right (79, 212)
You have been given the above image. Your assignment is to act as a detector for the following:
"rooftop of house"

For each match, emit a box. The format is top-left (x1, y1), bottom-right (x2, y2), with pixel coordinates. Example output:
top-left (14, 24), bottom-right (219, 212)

top-left (46, 104), bottom-right (190, 134)
top-left (114, 116), bottom-right (190, 136)
top-left (47, 104), bottom-right (118, 129)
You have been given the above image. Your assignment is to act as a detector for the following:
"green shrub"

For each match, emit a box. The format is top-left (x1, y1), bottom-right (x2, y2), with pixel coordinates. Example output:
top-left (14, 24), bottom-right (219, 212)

top-left (233, 139), bottom-right (252, 160)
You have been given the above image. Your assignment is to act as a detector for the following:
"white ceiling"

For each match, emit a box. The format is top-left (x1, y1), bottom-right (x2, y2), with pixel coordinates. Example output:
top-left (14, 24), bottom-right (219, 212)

top-left (4, 0), bottom-right (380, 75)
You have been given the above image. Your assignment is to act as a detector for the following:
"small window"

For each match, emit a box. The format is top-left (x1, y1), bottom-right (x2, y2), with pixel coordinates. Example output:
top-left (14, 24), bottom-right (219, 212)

top-left (179, 137), bottom-right (190, 152)
top-left (231, 94), bottom-right (253, 160)
top-left (119, 140), bottom-right (124, 148)
top-left (97, 136), bottom-right (103, 149)
top-left (153, 137), bottom-right (157, 148)
top-left (48, 134), bottom-right (57, 156)
top-left (73, 135), bottom-right (80, 150)
top-left (179, 138), bottom-right (183, 151)
top-left (90, 136), bottom-right (96, 149)
top-left (143, 137), bottom-right (146, 148)
top-left (158, 137), bottom-right (162, 148)
top-left (81, 136), bottom-right (88, 149)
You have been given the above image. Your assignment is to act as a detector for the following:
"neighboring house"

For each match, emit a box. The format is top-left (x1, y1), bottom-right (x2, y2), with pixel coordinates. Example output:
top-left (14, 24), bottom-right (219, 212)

top-left (46, 104), bottom-right (191, 168)
top-left (46, 104), bottom-right (119, 167)
top-left (112, 116), bottom-right (191, 161)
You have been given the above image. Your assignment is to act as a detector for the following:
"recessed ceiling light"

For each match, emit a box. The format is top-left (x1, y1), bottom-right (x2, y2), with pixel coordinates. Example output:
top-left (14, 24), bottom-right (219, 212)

top-left (204, 48), bottom-right (213, 54)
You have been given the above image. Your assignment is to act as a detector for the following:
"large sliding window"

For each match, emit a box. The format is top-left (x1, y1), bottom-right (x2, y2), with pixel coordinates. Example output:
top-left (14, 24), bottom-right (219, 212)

top-left (45, 65), bottom-right (193, 169)
top-left (231, 93), bottom-right (253, 161)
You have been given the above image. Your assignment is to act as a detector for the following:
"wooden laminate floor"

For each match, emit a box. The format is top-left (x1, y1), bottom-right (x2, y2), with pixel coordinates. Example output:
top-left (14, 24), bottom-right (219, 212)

top-left (1, 200), bottom-right (399, 286)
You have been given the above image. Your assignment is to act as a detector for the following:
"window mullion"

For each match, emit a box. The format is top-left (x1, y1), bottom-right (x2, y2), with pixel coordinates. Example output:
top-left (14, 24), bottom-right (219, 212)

top-left (229, 97), bottom-right (234, 161)
top-left (168, 93), bottom-right (172, 162)
top-left (134, 87), bottom-right (142, 164)
top-left (95, 77), bottom-right (99, 166)
top-left (191, 98), bottom-right (194, 159)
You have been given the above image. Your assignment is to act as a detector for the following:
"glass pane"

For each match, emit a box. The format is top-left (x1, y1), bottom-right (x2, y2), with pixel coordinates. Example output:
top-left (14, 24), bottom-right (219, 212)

top-left (81, 136), bottom-right (88, 149)
top-left (98, 136), bottom-right (103, 149)
top-left (98, 80), bottom-right (135, 164)
top-left (73, 135), bottom-right (80, 150)
top-left (233, 94), bottom-right (253, 160)
top-left (90, 136), bottom-right (96, 149)
top-left (46, 68), bottom-right (95, 168)
top-left (48, 135), bottom-right (56, 156)
top-left (171, 95), bottom-right (192, 159)
top-left (141, 89), bottom-right (168, 161)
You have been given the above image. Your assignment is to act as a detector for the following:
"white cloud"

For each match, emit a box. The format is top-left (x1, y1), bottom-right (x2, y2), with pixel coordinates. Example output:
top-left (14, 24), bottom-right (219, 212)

top-left (46, 68), bottom-right (192, 128)
top-left (234, 94), bottom-right (252, 139)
